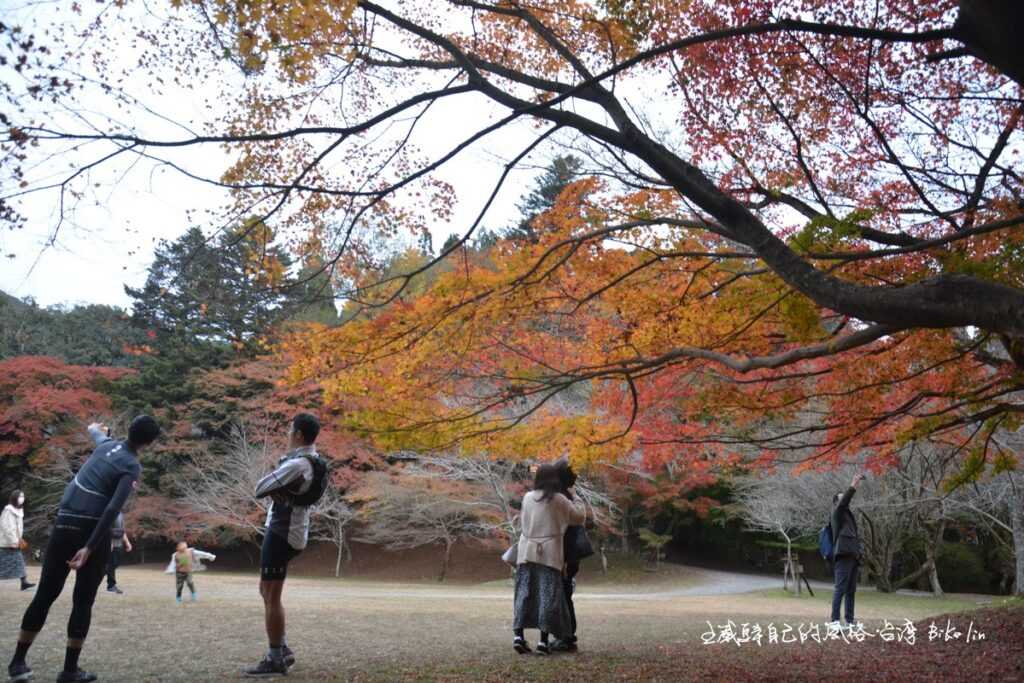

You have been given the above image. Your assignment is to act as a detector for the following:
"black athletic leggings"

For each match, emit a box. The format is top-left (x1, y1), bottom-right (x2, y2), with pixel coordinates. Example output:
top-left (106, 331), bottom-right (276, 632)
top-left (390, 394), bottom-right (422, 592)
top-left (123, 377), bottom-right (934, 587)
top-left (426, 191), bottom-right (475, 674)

top-left (21, 515), bottom-right (111, 640)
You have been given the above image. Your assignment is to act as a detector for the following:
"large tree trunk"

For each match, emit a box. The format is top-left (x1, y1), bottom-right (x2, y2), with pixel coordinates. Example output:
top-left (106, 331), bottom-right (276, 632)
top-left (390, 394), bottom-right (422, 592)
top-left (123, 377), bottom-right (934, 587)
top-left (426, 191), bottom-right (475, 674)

top-left (954, 0), bottom-right (1024, 88)
top-left (892, 560), bottom-right (934, 592)
top-left (925, 554), bottom-right (943, 596)
top-left (624, 120), bottom-right (1024, 338)
top-left (860, 514), bottom-right (898, 592)
top-left (1012, 489), bottom-right (1024, 596)
top-left (923, 521), bottom-right (946, 597)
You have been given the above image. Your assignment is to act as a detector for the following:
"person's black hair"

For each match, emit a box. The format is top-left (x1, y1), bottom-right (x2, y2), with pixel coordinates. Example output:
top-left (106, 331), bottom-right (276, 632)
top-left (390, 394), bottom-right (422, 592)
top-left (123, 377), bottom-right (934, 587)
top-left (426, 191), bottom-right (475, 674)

top-left (833, 492), bottom-right (842, 505)
top-left (292, 412), bottom-right (321, 445)
top-left (554, 456), bottom-right (577, 492)
top-left (127, 415), bottom-right (161, 447)
top-left (9, 490), bottom-right (23, 507)
top-left (533, 463), bottom-right (561, 502)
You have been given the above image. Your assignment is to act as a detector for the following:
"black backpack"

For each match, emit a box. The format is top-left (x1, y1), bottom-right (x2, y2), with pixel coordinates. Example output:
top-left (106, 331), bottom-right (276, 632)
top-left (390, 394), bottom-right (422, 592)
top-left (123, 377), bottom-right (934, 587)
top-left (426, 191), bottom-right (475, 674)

top-left (290, 454), bottom-right (330, 507)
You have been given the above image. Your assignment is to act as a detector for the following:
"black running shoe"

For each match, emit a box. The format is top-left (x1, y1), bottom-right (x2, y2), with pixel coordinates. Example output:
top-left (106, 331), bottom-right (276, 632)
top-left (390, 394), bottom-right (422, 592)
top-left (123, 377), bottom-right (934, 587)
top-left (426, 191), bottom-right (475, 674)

top-left (282, 646), bottom-right (295, 667)
top-left (106, 586), bottom-right (123, 595)
top-left (550, 638), bottom-right (578, 652)
top-left (7, 661), bottom-right (32, 682)
top-left (512, 637), bottom-right (531, 654)
top-left (243, 657), bottom-right (288, 677)
top-left (535, 642), bottom-right (551, 656)
top-left (55, 670), bottom-right (97, 683)
top-left (20, 582), bottom-right (35, 592)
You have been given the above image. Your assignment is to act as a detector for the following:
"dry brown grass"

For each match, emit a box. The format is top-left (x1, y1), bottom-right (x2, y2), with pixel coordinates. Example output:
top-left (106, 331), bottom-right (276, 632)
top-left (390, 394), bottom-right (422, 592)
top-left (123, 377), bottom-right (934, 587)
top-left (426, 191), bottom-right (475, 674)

top-left (0, 566), bottom-right (997, 682)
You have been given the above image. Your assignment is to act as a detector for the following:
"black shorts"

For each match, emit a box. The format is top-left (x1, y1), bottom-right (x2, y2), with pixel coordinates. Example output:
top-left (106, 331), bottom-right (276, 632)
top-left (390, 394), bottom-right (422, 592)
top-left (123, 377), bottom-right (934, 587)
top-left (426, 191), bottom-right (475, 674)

top-left (260, 531), bottom-right (301, 581)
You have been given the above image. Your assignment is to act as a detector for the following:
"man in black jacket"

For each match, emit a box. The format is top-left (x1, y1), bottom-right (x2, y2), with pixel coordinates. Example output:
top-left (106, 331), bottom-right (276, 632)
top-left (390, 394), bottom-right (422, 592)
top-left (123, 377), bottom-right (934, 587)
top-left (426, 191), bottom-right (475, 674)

top-left (830, 472), bottom-right (864, 626)
top-left (8, 416), bottom-right (159, 683)
top-left (552, 457), bottom-right (582, 652)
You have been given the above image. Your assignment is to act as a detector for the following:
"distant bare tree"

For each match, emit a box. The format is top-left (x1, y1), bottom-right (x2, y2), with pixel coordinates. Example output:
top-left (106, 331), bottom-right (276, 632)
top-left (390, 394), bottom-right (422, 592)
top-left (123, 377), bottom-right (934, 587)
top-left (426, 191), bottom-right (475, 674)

top-left (351, 471), bottom-right (499, 582)
top-left (23, 451), bottom-right (78, 539)
top-left (174, 424), bottom-right (275, 543)
top-left (405, 453), bottom-right (524, 545)
top-left (733, 473), bottom-right (809, 592)
top-left (309, 482), bottom-right (356, 578)
top-left (735, 441), bottom-right (975, 596)
top-left (405, 451), bottom-right (621, 557)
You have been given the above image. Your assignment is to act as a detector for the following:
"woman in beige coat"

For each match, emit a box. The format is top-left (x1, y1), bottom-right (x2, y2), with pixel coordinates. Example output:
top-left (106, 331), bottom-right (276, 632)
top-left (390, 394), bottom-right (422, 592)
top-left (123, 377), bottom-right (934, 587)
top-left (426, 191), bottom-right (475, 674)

top-left (512, 464), bottom-right (586, 655)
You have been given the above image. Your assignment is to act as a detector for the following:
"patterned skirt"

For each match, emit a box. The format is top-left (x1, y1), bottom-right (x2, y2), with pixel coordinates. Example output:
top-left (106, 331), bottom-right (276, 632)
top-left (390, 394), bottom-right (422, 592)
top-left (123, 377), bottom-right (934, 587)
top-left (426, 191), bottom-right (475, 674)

top-left (0, 547), bottom-right (26, 580)
top-left (512, 562), bottom-right (573, 639)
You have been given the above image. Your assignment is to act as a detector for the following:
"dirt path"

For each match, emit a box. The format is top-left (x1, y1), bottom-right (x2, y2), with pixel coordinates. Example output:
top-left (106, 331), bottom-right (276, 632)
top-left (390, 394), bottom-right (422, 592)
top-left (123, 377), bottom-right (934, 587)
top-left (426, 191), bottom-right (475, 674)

top-left (259, 565), bottom-right (828, 601)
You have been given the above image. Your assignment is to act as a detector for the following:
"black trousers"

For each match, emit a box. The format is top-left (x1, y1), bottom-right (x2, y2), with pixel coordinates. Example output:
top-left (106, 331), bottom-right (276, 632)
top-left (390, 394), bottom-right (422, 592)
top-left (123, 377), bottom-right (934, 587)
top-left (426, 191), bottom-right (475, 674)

top-left (105, 546), bottom-right (122, 588)
top-left (831, 555), bottom-right (859, 623)
top-left (20, 515), bottom-right (111, 640)
top-left (563, 561), bottom-right (580, 641)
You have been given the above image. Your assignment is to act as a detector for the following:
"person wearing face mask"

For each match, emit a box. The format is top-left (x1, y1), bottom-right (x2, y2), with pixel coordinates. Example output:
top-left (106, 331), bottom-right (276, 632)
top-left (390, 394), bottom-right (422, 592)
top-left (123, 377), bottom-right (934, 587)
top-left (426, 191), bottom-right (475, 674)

top-left (0, 490), bottom-right (35, 592)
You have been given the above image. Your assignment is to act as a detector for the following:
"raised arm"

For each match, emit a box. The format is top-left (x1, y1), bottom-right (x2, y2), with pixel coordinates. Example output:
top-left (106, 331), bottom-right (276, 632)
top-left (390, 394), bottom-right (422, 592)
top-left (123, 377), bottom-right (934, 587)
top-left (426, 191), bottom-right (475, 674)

top-left (87, 422), bottom-right (112, 446)
top-left (559, 489), bottom-right (586, 526)
top-left (836, 473), bottom-right (865, 513)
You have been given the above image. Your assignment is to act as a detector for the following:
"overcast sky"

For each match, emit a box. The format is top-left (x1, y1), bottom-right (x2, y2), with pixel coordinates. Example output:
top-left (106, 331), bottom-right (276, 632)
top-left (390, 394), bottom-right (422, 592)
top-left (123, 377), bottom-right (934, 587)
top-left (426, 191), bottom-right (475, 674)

top-left (0, 1), bottom-right (563, 309)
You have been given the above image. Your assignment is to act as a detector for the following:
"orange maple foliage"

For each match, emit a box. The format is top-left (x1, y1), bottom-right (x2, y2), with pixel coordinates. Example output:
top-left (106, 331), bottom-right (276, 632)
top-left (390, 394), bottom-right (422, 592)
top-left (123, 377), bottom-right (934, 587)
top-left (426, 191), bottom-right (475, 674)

top-left (3, 1), bottom-right (1022, 493)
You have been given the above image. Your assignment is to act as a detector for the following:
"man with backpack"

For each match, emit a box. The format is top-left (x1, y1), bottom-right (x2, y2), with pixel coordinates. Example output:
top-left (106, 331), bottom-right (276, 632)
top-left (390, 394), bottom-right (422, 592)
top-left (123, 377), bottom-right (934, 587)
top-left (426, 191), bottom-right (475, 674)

top-left (245, 413), bottom-right (328, 677)
top-left (829, 472), bottom-right (865, 627)
top-left (551, 456), bottom-right (593, 653)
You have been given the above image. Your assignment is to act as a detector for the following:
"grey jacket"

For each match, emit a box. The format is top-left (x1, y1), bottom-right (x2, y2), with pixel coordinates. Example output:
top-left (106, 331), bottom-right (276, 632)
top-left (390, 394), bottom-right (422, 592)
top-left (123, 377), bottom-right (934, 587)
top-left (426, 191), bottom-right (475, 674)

top-left (831, 487), bottom-right (860, 559)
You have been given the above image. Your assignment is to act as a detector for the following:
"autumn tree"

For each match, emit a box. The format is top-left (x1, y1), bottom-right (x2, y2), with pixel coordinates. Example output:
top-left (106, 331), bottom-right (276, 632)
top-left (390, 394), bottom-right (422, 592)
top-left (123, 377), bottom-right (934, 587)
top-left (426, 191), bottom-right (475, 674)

top-left (3, 0), bottom-right (1024, 589)
top-left (0, 356), bottom-right (128, 494)
top-left (637, 527), bottom-right (672, 570)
